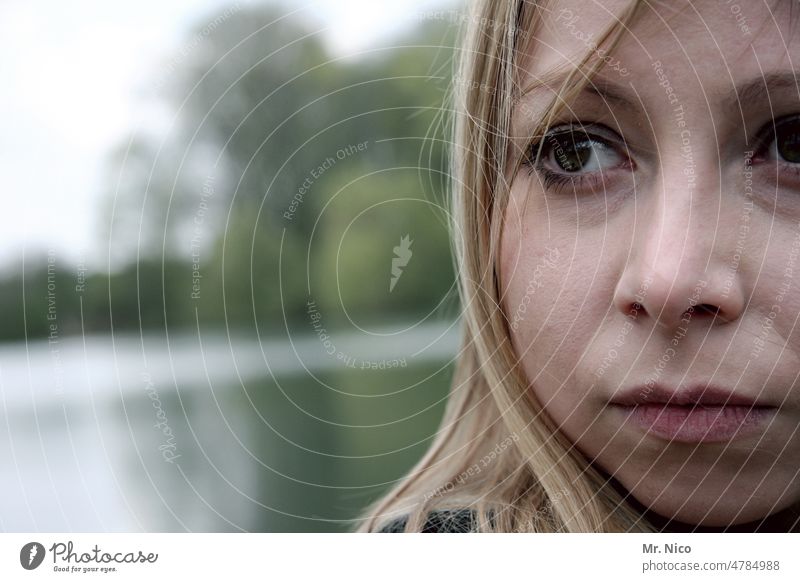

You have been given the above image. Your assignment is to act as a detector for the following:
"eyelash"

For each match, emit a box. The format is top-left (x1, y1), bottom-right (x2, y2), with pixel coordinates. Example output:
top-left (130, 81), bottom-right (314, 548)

top-left (538, 166), bottom-right (600, 194)
top-left (750, 114), bottom-right (800, 174)
top-left (522, 115), bottom-right (800, 195)
top-left (521, 122), bottom-right (629, 195)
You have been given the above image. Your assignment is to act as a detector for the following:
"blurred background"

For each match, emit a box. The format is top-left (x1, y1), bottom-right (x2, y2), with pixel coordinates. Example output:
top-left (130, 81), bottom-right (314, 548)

top-left (0, 0), bottom-right (467, 531)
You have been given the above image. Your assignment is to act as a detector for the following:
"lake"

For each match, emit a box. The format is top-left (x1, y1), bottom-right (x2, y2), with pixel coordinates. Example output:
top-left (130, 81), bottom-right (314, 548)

top-left (0, 321), bottom-right (460, 531)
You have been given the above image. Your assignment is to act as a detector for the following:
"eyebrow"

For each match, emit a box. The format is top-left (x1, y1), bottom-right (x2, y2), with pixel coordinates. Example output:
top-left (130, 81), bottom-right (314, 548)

top-left (724, 72), bottom-right (800, 109)
top-left (584, 79), bottom-right (637, 109)
top-left (516, 70), bottom-right (800, 117)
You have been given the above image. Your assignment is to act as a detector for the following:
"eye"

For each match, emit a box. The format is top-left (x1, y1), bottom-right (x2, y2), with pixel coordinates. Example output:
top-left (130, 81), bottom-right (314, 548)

top-left (536, 127), bottom-right (624, 174)
top-left (763, 116), bottom-right (800, 164)
top-left (522, 123), bottom-right (632, 194)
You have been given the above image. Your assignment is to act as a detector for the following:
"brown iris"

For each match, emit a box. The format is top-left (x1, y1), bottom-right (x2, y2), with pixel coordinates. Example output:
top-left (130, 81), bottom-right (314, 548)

top-left (775, 119), bottom-right (800, 163)
top-left (546, 131), bottom-right (594, 172)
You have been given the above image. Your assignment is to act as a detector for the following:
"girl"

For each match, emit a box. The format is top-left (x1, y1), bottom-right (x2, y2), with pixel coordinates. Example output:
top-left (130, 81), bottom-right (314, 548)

top-left (359, 0), bottom-right (800, 532)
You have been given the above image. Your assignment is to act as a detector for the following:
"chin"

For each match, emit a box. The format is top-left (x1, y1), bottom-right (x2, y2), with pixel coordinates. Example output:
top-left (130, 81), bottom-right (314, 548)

top-left (626, 477), bottom-right (798, 529)
top-left (648, 497), bottom-right (771, 528)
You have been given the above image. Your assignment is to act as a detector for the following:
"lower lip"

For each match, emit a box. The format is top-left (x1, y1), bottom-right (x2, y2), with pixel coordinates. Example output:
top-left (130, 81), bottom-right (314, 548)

top-left (615, 404), bottom-right (775, 443)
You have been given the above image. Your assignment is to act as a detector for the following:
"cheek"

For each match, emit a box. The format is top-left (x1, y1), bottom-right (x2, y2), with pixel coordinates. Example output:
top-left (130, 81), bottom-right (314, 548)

top-left (499, 189), bottom-right (560, 353)
top-left (499, 185), bottom-right (643, 443)
top-left (499, 185), bottom-right (616, 397)
top-left (501, 190), bottom-right (613, 361)
top-left (746, 223), bottom-right (800, 377)
top-left (759, 230), bottom-right (800, 323)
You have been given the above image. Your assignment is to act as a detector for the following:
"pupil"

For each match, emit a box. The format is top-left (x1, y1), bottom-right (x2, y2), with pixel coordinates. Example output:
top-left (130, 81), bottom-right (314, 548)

top-left (551, 132), bottom-right (592, 172)
top-left (777, 122), bottom-right (800, 163)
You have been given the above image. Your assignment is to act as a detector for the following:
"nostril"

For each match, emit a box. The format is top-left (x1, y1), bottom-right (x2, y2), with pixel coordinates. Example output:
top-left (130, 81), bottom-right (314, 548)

top-left (693, 303), bottom-right (720, 317)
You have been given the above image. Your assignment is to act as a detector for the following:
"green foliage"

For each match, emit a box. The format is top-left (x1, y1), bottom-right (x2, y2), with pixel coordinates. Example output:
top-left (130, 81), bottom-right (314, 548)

top-left (1, 3), bottom-right (461, 343)
top-left (312, 168), bottom-right (457, 327)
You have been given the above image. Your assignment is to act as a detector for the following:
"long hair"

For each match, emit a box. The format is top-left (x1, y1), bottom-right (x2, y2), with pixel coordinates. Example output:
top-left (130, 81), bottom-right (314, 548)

top-left (357, 0), bottom-right (651, 533)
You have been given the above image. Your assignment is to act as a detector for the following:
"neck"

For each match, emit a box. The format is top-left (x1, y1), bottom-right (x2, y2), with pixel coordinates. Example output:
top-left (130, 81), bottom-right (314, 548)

top-left (623, 491), bottom-right (800, 532)
top-left (641, 504), bottom-right (800, 533)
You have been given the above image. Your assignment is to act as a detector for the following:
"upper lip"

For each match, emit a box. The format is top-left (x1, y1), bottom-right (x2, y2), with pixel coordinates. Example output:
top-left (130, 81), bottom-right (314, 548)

top-left (610, 383), bottom-right (772, 407)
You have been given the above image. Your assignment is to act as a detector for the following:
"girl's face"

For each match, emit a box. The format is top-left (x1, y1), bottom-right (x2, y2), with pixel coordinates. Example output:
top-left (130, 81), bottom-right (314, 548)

top-left (500, 0), bottom-right (800, 527)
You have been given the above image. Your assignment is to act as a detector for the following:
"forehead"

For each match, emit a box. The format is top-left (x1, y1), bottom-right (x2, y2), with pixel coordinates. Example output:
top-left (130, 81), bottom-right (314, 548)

top-left (519, 0), bottom-right (798, 92)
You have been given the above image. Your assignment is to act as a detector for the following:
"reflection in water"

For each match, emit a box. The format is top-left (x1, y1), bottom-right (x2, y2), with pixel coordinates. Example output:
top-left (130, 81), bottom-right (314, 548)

top-left (0, 322), bottom-right (458, 531)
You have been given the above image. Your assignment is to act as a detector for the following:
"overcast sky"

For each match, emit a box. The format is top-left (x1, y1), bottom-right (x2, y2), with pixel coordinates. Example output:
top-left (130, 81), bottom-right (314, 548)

top-left (0, 0), bottom-right (459, 272)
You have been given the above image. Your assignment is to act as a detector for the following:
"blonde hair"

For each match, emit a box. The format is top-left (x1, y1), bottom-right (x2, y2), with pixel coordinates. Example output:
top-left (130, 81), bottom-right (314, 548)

top-left (357, 0), bottom-right (652, 533)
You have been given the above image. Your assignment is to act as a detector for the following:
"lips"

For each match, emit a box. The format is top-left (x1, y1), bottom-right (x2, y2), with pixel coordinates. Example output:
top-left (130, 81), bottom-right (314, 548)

top-left (609, 383), bottom-right (777, 443)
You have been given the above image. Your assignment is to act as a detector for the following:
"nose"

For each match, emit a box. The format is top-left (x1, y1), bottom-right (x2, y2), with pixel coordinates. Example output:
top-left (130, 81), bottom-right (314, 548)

top-left (613, 170), bottom-right (746, 332)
